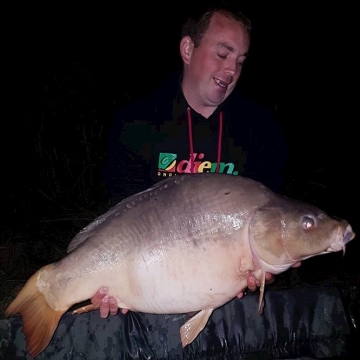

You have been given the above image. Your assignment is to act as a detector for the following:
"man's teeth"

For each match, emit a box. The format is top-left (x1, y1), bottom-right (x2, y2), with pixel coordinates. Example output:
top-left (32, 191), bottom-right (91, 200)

top-left (215, 79), bottom-right (227, 88)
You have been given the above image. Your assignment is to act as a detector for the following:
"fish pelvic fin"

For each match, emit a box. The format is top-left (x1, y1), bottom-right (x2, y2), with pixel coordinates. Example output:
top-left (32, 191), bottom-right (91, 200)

top-left (258, 271), bottom-right (266, 314)
top-left (180, 309), bottom-right (213, 347)
top-left (5, 268), bottom-right (64, 358)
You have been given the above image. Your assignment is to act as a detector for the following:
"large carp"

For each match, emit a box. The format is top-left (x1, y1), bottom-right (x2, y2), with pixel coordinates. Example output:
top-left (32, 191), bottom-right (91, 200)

top-left (5, 173), bottom-right (356, 358)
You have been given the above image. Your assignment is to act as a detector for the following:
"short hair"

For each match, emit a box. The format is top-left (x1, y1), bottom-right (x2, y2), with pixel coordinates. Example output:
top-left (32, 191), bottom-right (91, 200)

top-left (181, 2), bottom-right (252, 48)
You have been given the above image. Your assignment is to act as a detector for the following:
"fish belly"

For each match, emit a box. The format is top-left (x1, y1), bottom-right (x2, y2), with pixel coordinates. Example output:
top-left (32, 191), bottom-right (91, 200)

top-left (37, 234), bottom-right (252, 314)
top-left (113, 239), bottom-right (252, 314)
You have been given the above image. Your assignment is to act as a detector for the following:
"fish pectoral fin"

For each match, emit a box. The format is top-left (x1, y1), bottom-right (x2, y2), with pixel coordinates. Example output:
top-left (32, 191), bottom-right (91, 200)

top-left (180, 308), bottom-right (213, 347)
top-left (258, 271), bottom-right (266, 314)
top-left (5, 268), bottom-right (65, 358)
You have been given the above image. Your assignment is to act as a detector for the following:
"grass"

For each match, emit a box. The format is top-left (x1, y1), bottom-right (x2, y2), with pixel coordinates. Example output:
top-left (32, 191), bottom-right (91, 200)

top-left (0, 183), bottom-right (111, 319)
top-left (1, 73), bottom-right (114, 316)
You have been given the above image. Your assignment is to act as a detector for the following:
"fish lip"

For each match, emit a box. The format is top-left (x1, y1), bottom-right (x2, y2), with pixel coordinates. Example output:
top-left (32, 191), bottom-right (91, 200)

top-left (326, 224), bottom-right (355, 254)
top-left (343, 225), bottom-right (355, 245)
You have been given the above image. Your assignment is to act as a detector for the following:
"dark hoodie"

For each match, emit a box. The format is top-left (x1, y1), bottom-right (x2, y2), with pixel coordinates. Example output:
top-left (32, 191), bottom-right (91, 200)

top-left (103, 71), bottom-right (287, 203)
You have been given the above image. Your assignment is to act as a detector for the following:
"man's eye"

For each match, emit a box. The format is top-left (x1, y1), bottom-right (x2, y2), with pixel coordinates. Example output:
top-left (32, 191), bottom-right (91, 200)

top-left (218, 54), bottom-right (227, 59)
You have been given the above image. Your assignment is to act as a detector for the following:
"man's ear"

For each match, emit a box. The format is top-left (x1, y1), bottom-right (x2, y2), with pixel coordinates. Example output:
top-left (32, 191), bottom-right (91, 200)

top-left (180, 36), bottom-right (194, 64)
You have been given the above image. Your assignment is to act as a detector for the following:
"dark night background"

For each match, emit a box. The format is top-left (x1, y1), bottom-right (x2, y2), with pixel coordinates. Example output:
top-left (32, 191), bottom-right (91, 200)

top-left (2, 1), bottom-right (359, 289)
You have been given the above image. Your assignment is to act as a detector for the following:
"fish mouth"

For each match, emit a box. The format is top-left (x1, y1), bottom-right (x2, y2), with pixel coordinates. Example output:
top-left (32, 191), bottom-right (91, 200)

top-left (326, 224), bottom-right (355, 255)
top-left (343, 225), bottom-right (356, 244)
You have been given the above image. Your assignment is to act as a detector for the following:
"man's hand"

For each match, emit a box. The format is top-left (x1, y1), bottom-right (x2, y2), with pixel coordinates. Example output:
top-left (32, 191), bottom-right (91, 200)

top-left (90, 287), bottom-right (123, 318)
top-left (236, 262), bottom-right (302, 299)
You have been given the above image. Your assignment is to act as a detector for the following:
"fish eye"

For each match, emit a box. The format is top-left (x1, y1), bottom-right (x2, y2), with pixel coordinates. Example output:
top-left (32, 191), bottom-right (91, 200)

top-left (302, 216), bottom-right (315, 230)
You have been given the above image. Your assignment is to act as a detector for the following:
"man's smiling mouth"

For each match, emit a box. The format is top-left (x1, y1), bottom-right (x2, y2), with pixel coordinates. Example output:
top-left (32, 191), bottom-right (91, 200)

top-left (214, 78), bottom-right (228, 90)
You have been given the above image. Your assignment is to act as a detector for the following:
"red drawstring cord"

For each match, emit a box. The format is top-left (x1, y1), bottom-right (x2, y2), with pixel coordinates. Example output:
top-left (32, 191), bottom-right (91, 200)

top-left (216, 111), bottom-right (223, 173)
top-left (187, 107), bottom-right (195, 173)
top-left (187, 107), bottom-right (223, 173)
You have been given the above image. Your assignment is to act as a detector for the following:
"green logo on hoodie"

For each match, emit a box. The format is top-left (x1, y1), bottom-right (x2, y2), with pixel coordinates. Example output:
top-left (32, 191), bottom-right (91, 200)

top-left (158, 152), bottom-right (238, 176)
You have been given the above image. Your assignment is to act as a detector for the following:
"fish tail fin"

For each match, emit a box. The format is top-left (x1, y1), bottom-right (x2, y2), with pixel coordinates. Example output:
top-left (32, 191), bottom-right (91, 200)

top-left (5, 268), bottom-right (65, 358)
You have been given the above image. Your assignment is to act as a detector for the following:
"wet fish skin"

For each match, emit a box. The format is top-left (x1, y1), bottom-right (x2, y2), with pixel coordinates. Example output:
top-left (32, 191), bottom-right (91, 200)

top-left (5, 173), bottom-right (356, 358)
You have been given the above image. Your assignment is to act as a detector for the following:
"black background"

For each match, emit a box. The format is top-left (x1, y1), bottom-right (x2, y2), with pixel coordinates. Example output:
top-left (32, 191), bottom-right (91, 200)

top-left (3, 2), bottom-right (359, 264)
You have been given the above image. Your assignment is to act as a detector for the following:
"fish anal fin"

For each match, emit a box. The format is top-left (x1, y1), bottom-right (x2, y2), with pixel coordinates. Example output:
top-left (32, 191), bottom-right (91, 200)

top-left (180, 309), bottom-right (213, 347)
top-left (5, 268), bottom-right (65, 358)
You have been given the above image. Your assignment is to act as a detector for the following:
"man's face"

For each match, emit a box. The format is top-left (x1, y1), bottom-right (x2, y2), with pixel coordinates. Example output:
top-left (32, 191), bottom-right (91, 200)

top-left (183, 13), bottom-right (250, 114)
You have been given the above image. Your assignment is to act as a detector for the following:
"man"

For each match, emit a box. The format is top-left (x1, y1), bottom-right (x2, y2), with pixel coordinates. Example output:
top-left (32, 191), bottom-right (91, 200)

top-left (90, 4), bottom-right (300, 317)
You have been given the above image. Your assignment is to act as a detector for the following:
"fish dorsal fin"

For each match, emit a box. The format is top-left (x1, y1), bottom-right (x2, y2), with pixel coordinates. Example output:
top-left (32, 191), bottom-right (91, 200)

top-left (180, 309), bottom-right (213, 347)
top-left (67, 177), bottom-right (183, 253)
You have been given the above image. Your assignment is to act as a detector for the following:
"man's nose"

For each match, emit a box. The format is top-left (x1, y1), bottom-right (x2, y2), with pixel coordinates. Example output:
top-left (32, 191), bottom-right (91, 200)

top-left (225, 60), bottom-right (237, 76)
